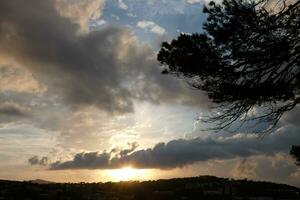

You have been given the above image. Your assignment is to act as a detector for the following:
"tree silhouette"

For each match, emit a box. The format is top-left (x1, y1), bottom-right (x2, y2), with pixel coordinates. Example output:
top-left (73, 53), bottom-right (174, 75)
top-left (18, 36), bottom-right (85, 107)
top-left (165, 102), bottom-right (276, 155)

top-left (290, 145), bottom-right (300, 165)
top-left (158, 0), bottom-right (300, 133)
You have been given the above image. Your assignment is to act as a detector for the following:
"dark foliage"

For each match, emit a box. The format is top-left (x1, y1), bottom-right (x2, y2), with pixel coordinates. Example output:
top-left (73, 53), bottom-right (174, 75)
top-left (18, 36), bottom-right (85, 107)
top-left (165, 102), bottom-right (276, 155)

top-left (290, 145), bottom-right (300, 165)
top-left (158, 0), bottom-right (300, 133)
top-left (0, 176), bottom-right (299, 200)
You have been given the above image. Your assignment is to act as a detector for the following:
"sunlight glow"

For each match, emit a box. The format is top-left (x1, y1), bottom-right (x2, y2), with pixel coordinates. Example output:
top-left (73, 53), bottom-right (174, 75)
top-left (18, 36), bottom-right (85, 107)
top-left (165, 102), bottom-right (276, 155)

top-left (108, 167), bottom-right (149, 181)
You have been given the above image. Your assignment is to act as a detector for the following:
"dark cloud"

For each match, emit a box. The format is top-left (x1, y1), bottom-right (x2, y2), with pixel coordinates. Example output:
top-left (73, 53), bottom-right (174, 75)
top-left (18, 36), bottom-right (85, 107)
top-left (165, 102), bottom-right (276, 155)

top-left (0, 0), bottom-right (208, 116)
top-left (51, 152), bottom-right (111, 170)
top-left (28, 156), bottom-right (48, 166)
top-left (119, 142), bottom-right (139, 157)
top-left (49, 127), bottom-right (299, 170)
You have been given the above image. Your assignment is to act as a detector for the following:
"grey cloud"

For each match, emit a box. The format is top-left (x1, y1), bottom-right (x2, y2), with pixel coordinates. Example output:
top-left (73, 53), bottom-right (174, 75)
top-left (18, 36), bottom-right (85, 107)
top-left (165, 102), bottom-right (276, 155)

top-left (0, 101), bottom-right (31, 124)
top-left (282, 105), bottom-right (300, 127)
top-left (0, 102), bottom-right (29, 117)
top-left (50, 152), bottom-right (110, 170)
top-left (0, 0), bottom-right (132, 114)
top-left (28, 156), bottom-right (48, 166)
top-left (0, 0), bottom-right (208, 117)
top-left (119, 142), bottom-right (139, 157)
top-left (0, 0), bottom-right (134, 113)
top-left (49, 127), bottom-right (300, 170)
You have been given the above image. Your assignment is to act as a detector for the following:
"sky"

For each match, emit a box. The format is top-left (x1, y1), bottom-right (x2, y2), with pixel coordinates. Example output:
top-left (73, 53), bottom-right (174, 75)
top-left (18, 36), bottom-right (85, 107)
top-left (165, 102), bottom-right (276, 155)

top-left (0, 0), bottom-right (299, 187)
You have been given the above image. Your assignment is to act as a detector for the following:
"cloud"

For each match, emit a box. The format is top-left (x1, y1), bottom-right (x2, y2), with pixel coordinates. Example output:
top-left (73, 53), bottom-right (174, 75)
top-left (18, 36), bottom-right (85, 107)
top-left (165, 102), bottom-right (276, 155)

top-left (51, 152), bottom-right (111, 170)
top-left (282, 105), bottom-right (300, 127)
top-left (185, 0), bottom-right (203, 3)
top-left (0, 101), bottom-right (31, 124)
top-left (0, 102), bottom-right (30, 117)
top-left (117, 0), bottom-right (128, 10)
top-left (137, 21), bottom-right (166, 35)
top-left (231, 158), bottom-right (257, 179)
top-left (49, 126), bottom-right (299, 170)
top-left (54, 0), bottom-right (106, 32)
top-left (0, 0), bottom-right (131, 114)
top-left (116, 142), bottom-right (139, 157)
top-left (0, 0), bottom-right (208, 118)
top-left (118, 0), bottom-right (189, 17)
top-left (185, 0), bottom-right (220, 4)
top-left (0, 65), bottom-right (45, 94)
top-left (28, 156), bottom-right (49, 166)
top-left (230, 154), bottom-right (300, 186)
top-left (0, 0), bottom-right (135, 113)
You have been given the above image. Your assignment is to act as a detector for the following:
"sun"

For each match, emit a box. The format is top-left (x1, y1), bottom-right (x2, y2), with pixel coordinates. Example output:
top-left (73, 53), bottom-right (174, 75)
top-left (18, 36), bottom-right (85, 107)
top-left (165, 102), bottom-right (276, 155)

top-left (108, 166), bottom-right (149, 181)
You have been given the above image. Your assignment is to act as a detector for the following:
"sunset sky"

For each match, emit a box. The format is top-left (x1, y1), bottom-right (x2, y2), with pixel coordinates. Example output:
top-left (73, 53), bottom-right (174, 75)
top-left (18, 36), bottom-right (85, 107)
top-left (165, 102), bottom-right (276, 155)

top-left (0, 0), bottom-right (299, 186)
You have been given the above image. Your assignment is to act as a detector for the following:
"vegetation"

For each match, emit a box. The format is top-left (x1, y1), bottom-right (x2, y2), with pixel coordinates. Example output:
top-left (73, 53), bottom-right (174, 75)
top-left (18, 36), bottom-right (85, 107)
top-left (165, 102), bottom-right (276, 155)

top-left (291, 145), bottom-right (300, 165)
top-left (0, 176), bottom-right (299, 200)
top-left (157, 0), bottom-right (300, 133)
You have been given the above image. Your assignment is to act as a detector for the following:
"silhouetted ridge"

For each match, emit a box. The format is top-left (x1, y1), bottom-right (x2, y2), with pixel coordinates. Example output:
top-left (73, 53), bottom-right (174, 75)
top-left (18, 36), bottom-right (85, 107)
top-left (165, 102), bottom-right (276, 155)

top-left (0, 176), bottom-right (299, 200)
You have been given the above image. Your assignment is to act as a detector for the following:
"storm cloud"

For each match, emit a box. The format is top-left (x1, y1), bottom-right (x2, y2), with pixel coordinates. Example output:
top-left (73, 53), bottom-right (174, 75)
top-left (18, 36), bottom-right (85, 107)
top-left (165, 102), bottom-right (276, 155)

top-left (49, 126), bottom-right (299, 170)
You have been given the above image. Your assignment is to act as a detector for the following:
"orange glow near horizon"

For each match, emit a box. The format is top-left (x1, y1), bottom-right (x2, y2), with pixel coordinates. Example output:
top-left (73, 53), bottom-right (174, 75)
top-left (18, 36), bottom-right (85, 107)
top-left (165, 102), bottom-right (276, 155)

top-left (108, 167), bottom-right (150, 181)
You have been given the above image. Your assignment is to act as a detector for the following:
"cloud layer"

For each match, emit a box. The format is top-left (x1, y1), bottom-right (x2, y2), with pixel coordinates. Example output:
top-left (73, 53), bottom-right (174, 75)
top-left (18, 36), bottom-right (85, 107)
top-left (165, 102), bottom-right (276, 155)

top-left (49, 125), bottom-right (299, 170)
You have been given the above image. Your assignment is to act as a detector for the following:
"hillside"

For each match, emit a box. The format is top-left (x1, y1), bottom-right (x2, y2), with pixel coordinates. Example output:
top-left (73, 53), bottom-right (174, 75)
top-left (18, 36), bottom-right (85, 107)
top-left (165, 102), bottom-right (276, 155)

top-left (0, 176), bottom-right (299, 200)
